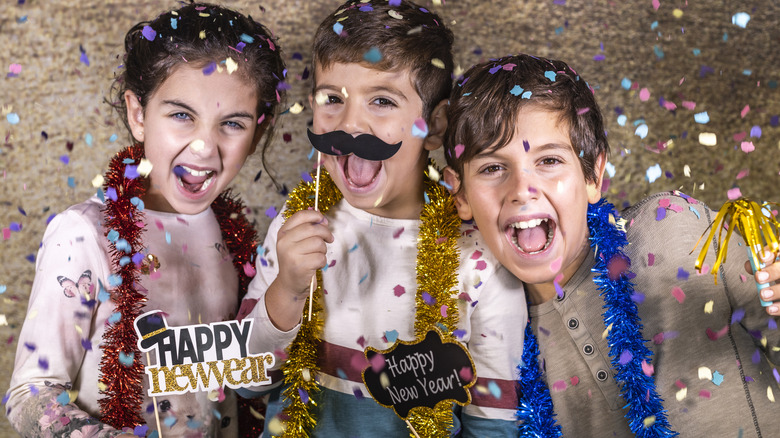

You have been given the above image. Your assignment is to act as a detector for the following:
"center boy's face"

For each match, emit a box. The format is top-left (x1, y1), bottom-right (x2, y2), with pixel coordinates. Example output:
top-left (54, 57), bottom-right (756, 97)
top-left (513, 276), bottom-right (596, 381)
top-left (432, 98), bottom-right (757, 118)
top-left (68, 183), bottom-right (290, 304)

top-left (310, 62), bottom-right (437, 219)
top-left (451, 106), bottom-right (604, 302)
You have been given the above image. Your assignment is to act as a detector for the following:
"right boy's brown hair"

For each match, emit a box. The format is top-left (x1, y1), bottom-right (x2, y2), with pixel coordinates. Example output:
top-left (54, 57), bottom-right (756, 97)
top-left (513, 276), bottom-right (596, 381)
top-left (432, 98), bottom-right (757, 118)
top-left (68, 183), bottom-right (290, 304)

top-left (444, 54), bottom-right (610, 188)
top-left (312, 0), bottom-right (454, 119)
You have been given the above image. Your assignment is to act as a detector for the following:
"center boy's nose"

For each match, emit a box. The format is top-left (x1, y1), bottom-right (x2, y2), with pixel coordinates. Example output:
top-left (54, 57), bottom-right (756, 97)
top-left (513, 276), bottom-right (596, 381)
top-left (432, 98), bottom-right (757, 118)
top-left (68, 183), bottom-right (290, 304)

top-left (510, 170), bottom-right (540, 204)
top-left (339, 98), bottom-right (368, 136)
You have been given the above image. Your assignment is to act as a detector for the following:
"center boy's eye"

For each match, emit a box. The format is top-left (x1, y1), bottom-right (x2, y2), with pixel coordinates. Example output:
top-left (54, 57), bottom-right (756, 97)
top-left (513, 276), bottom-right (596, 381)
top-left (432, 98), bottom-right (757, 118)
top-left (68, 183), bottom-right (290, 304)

top-left (372, 97), bottom-right (396, 107)
top-left (480, 164), bottom-right (503, 174)
top-left (326, 95), bottom-right (342, 105)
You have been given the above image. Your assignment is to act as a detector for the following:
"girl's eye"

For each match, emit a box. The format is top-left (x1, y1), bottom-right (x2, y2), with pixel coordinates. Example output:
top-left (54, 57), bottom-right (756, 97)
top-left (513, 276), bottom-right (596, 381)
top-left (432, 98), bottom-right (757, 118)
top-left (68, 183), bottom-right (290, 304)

top-left (172, 112), bottom-right (190, 121)
top-left (224, 120), bottom-right (245, 130)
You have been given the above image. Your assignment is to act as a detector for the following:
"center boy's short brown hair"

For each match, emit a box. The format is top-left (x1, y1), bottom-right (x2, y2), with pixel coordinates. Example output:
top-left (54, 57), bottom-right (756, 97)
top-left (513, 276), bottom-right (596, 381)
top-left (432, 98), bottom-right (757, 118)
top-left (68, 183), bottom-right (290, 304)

top-left (312, 0), bottom-right (454, 120)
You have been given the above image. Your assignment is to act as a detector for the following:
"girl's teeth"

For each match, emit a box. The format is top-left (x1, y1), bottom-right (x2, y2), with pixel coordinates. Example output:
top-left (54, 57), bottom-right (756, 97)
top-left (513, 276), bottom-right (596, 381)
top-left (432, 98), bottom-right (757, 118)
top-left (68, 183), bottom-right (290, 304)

top-left (180, 165), bottom-right (211, 177)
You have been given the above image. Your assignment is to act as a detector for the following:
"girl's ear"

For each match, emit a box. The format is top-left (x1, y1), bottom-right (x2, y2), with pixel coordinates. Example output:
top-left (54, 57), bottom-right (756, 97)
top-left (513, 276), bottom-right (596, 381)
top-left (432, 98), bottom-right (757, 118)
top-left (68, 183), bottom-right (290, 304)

top-left (587, 153), bottom-right (607, 204)
top-left (423, 100), bottom-right (448, 152)
top-left (124, 90), bottom-right (145, 143)
top-left (443, 166), bottom-right (473, 220)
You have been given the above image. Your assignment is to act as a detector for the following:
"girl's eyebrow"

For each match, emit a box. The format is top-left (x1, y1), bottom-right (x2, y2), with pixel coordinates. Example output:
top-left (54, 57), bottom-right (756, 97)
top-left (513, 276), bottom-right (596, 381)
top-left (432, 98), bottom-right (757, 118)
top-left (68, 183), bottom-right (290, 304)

top-left (161, 99), bottom-right (255, 119)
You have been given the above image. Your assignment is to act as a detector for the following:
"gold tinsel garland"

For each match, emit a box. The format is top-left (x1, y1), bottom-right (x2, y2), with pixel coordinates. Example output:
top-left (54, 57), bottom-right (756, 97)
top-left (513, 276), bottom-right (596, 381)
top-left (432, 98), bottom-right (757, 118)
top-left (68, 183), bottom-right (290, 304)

top-left (278, 169), bottom-right (461, 438)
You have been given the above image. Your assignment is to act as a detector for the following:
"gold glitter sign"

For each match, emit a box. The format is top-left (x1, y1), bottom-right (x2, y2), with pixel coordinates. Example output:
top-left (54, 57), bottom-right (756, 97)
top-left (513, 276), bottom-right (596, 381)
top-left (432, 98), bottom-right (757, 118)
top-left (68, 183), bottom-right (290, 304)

top-left (134, 310), bottom-right (275, 396)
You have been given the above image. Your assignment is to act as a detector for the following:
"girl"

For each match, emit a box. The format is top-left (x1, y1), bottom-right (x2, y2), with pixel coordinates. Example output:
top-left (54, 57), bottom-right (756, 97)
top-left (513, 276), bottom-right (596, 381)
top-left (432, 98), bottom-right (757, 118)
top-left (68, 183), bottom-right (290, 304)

top-left (5, 3), bottom-right (285, 437)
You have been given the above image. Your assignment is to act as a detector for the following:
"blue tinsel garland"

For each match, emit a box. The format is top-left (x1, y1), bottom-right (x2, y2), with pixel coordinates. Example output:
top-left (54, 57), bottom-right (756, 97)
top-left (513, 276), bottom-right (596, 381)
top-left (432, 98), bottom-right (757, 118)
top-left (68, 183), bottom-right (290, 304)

top-left (516, 198), bottom-right (677, 437)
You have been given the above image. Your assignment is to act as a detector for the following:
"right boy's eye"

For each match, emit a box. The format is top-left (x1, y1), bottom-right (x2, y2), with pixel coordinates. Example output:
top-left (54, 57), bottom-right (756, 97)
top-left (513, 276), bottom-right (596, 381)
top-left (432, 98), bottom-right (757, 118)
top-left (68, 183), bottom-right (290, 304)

top-left (479, 164), bottom-right (504, 175)
top-left (371, 97), bottom-right (396, 107)
top-left (172, 112), bottom-right (191, 121)
top-left (326, 95), bottom-right (343, 105)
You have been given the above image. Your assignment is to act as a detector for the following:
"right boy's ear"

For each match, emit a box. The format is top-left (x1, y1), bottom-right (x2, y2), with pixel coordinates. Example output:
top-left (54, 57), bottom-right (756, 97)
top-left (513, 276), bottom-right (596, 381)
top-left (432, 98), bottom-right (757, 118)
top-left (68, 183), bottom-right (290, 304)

top-left (423, 99), bottom-right (448, 152)
top-left (443, 167), bottom-right (473, 220)
top-left (124, 90), bottom-right (145, 143)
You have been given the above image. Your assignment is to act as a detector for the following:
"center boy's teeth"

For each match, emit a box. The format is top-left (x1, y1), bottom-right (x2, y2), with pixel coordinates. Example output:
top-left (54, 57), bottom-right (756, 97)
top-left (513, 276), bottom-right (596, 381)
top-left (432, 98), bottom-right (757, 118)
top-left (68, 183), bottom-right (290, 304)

top-left (510, 218), bottom-right (554, 254)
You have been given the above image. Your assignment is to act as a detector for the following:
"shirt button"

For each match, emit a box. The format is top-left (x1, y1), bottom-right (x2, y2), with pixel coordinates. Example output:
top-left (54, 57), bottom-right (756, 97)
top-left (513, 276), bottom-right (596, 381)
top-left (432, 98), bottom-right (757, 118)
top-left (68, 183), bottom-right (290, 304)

top-left (556, 290), bottom-right (566, 301)
top-left (596, 369), bottom-right (609, 381)
top-left (583, 344), bottom-right (594, 355)
top-left (567, 318), bottom-right (579, 329)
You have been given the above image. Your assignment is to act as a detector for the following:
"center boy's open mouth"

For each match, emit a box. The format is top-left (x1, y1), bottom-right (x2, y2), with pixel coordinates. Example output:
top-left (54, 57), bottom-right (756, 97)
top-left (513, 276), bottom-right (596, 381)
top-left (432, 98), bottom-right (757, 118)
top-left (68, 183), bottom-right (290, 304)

top-left (341, 155), bottom-right (382, 188)
top-left (508, 218), bottom-right (555, 254)
top-left (174, 165), bottom-right (215, 194)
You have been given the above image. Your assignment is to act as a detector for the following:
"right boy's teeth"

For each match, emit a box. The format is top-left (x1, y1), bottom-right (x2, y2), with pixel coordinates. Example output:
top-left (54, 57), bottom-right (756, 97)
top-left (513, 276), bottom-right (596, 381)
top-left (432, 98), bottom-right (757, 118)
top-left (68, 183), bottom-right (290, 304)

top-left (510, 218), bottom-right (548, 229)
top-left (179, 165), bottom-right (210, 177)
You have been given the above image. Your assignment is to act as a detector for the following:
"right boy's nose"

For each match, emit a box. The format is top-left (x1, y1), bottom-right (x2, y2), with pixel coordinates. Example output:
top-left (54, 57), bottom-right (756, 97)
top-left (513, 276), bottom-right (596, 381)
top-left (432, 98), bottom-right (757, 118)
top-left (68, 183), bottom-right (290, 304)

top-left (338, 100), bottom-right (368, 136)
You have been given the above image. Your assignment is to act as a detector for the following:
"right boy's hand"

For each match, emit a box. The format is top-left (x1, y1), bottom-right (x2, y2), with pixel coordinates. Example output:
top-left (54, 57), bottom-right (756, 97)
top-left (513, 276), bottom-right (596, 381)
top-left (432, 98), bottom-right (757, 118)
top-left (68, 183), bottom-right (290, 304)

top-left (266, 210), bottom-right (333, 330)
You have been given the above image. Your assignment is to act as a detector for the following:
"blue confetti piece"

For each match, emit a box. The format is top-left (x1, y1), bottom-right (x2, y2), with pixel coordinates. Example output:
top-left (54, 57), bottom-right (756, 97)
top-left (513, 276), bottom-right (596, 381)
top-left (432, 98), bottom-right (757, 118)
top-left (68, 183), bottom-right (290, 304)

top-left (635, 124), bottom-right (648, 139)
top-left (85, 133), bottom-right (93, 146)
top-left (363, 47), bottom-right (382, 64)
top-left (115, 238), bottom-right (130, 253)
top-left (81, 338), bottom-right (92, 351)
top-left (692, 48), bottom-right (701, 56)
top-left (165, 231), bottom-right (171, 244)
top-left (731, 308), bottom-right (745, 324)
top-left (488, 380), bottom-right (501, 398)
top-left (186, 418), bottom-right (203, 430)
top-left (653, 45), bottom-right (664, 59)
top-left (619, 350), bottom-right (633, 365)
top-left (119, 256), bottom-right (131, 267)
top-left (142, 25), bottom-right (157, 41)
top-left (731, 12), bottom-right (750, 28)
top-left (712, 371), bottom-right (724, 386)
top-left (646, 163), bottom-right (662, 183)
top-left (298, 387), bottom-right (310, 404)
top-left (750, 125), bottom-right (762, 138)
top-left (97, 280), bottom-right (110, 302)
top-left (307, 147), bottom-right (315, 160)
top-left (422, 291), bottom-right (435, 305)
top-left (38, 357), bottom-right (49, 370)
top-left (605, 162), bottom-right (616, 178)
top-left (439, 180), bottom-right (452, 190)
top-left (25, 254), bottom-right (36, 263)
top-left (148, 431), bottom-right (160, 438)
top-left (620, 77), bottom-right (632, 90)
top-left (333, 22), bottom-right (344, 35)
top-left (108, 312), bottom-right (122, 324)
top-left (170, 18), bottom-right (177, 29)
top-left (59, 155), bottom-right (69, 165)
top-left (385, 329), bottom-right (399, 343)
top-left (7, 113), bottom-right (20, 124)
top-left (240, 33), bottom-right (254, 43)
top-left (108, 274), bottom-right (122, 287)
top-left (677, 267), bottom-right (689, 280)
top-left (107, 229), bottom-right (119, 242)
top-left (10, 222), bottom-right (21, 231)
top-left (133, 425), bottom-right (149, 436)
top-left (424, 192), bottom-right (430, 204)
top-left (523, 139), bottom-right (530, 152)
top-left (301, 171), bottom-right (313, 183)
top-left (510, 85), bottom-right (523, 96)
top-left (411, 119), bottom-right (428, 138)
top-left (617, 114), bottom-right (627, 126)
top-left (336, 368), bottom-right (348, 379)
top-left (689, 206), bottom-right (700, 219)
top-left (521, 90), bottom-right (532, 99)
top-left (67, 176), bottom-right (76, 188)
top-left (164, 416), bottom-right (177, 427)
top-left (773, 368), bottom-right (779, 383)
top-left (80, 50), bottom-right (90, 66)
top-left (544, 71), bottom-right (556, 82)
top-left (348, 243), bottom-right (359, 253)
top-left (106, 187), bottom-right (118, 201)
top-left (265, 206), bottom-right (278, 218)
top-left (202, 62), bottom-right (217, 76)
top-left (0, 285), bottom-right (6, 294)
top-left (56, 391), bottom-right (71, 405)
top-left (118, 351), bottom-right (134, 367)
top-left (694, 111), bottom-right (710, 124)
top-left (359, 273), bottom-right (368, 284)
top-left (650, 21), bottom-right (658, 30)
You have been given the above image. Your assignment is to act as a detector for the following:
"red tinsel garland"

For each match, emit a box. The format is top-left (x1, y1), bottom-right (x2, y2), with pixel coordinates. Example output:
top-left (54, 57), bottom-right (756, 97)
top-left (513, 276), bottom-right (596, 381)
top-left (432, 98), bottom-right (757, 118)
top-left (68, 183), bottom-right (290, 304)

top-left (97, 144), bottom-right (262, 436)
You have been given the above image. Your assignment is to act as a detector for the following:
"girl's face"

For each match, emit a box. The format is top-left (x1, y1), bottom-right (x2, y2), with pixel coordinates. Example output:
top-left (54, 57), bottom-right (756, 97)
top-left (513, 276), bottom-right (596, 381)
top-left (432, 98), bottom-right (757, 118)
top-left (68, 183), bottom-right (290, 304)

top-left (125, 64), bottom-right (263, 214)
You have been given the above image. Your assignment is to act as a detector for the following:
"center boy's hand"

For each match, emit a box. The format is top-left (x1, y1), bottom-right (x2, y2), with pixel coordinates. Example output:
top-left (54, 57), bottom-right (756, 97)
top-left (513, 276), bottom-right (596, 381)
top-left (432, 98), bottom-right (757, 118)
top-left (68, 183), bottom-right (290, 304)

top-left (748, 247), bottom-right (780, 316)
top-left (265, 209), bottom-right (333, 331)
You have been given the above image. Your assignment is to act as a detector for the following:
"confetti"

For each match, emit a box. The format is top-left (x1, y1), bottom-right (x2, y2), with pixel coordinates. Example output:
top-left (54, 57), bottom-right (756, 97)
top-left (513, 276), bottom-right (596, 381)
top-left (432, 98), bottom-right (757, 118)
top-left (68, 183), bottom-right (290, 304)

top-left (698, 132), bottom-right (717, 146)
top-left (731, 12), bottom-right (750, 28)
top-left (6, 113), bottom-right (20, 124)
top-left (694, 111), bottom-right (709, 124)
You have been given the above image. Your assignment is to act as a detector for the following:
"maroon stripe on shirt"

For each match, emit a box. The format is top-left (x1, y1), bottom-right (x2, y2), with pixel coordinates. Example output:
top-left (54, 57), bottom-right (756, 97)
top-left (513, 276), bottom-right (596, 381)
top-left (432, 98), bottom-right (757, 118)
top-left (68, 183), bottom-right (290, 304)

top-left (317, 340), bottom-right (369, 382)
top-left (469, 377), bottom-right (518, 409)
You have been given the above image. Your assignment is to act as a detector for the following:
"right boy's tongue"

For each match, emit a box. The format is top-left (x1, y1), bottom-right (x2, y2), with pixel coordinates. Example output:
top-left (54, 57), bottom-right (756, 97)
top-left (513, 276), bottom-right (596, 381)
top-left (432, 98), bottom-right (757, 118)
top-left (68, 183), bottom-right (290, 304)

top-left (514, 226), bottom-right (547, 253)
top-left (345, 156), bottom-right (381, 187)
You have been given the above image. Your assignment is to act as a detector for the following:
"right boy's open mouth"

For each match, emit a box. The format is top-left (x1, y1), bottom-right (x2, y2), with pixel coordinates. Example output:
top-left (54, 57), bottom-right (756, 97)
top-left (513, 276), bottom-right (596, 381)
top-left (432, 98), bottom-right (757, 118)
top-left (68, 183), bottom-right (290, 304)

top-left (508, 218), bottom-right (554, 254)
top-left (341, 155), bottom-right (382, 188)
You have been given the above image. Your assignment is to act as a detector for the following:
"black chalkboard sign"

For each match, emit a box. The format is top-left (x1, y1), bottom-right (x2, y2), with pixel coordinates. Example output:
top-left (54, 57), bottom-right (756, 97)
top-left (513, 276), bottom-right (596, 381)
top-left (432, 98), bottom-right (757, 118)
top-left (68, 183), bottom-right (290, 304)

top-left (362, 329), bottom-right (476, 419)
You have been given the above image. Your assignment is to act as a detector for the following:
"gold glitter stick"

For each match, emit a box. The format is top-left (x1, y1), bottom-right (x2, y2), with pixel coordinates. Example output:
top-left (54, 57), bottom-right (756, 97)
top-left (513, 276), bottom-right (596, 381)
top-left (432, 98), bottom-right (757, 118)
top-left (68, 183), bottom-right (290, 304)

top-left (694, 198), bottom-right (779, 307)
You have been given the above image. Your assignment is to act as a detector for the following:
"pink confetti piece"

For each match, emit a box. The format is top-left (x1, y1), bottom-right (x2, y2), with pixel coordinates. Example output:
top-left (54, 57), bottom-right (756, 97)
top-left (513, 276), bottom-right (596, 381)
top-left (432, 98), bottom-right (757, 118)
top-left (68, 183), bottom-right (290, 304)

top-left (475, 260), bottom-right (487, 270)
top-left (740, 141), bottom-right (755, 153)
top-left (727, 188), bottom-right (742, 200)
top-left (675, 379), bottom-right (687, 389)
top-left (459, 366), bottom-right (473, 382)
top-left (652, 0), bottom-right (660, 11)
top-left (550, 257), bottom-right (562, 273)
top-left (642, 360), bottom-right (655, 376)
top-left (243, 262), bottom-right (256, 277)
top-left (392, 227), bottom-right (404, 238)
top-left (570, 376), bottom-right (579, 386)
top-left (552, 380), bottom-right (567, 391)
top-left (577, 107), bottom-right (591, 115)
top-left (454, 144), bottom-right (465, 158)
top-left (733, 131), bottom-right (747, 142)
top-left (648, 253), bottom-right (655, 266)
top-left (369, 352), bottom-right (385, 372)
top-left (671, 286), bottom-right (686, 303)
top-left (740, 105), bottom-right (750, 118)
top-left (470, 250), bottom-right (483, 260)
top-left (668, 204), bottom-right (683, 213)
top-left (440, 305), bottom-right (448, 317)
top-left (705, 325), bottom-right (729, 340)
top-left (699, 390), bottom-right (711, 399)
top-left (736, 168), bottom-right (749, 179)
top-left (682, 101), bottom-right (696, 110)
top-left (639, 88), bottom-right (651, 101)
top-left (659, 198), bottom-right (670, 208)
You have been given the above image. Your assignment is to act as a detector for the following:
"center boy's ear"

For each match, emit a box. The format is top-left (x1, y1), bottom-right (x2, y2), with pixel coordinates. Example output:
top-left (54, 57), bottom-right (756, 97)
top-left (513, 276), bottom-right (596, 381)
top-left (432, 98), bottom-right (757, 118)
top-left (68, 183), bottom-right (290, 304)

top-left (423, 99), bottom-right (449, 152)
top-left (443, 167), bottom-right (474, 221)
top-left (586, 153), bottom-right (608, 204)
top-left (124, 90), bottom-right (146, 143)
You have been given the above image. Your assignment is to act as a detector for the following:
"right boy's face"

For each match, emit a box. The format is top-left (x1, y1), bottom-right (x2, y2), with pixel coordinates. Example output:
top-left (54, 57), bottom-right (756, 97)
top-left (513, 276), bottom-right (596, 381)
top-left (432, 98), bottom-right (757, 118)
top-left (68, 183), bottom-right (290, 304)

top-left (310, 62), bottom-right (438, 219)
top-left (448, 105), bottom-right (604, 303)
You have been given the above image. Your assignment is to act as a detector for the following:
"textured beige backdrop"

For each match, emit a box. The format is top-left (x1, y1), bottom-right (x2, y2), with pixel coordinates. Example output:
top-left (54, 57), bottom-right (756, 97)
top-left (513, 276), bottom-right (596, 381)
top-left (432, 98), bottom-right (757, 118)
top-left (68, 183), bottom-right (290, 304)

top-left (1, 0), bottom-right (779, 435)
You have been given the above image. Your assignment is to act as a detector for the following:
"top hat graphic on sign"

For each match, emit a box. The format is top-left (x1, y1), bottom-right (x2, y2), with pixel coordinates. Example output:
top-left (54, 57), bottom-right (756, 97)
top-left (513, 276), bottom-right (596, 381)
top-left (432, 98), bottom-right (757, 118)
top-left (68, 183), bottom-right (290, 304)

top-left (134, 311), bottom-right (170, 349)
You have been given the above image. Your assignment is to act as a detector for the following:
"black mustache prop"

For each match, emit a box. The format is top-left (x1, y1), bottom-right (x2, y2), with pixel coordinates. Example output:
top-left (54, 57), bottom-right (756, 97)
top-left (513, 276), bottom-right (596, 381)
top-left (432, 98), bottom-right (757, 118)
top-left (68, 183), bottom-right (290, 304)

top-left (307, 129), bottom-right (402, 161)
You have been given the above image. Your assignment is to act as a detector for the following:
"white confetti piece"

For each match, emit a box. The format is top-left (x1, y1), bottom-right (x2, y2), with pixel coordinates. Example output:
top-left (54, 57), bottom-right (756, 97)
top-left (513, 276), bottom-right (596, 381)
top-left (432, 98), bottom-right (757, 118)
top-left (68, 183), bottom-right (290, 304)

top-left (189, 139), bottom-right (205, 152)
top-left (137, 158), bottom-right (153, 176)
top-left (289, 102), bottom-right (304, 115)
top-left (698, 367), bottom-right (713, 380)
top-left (698, 132), bottom-right (717, 146)
top-left (91, 174), bottom-right (104, 188)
